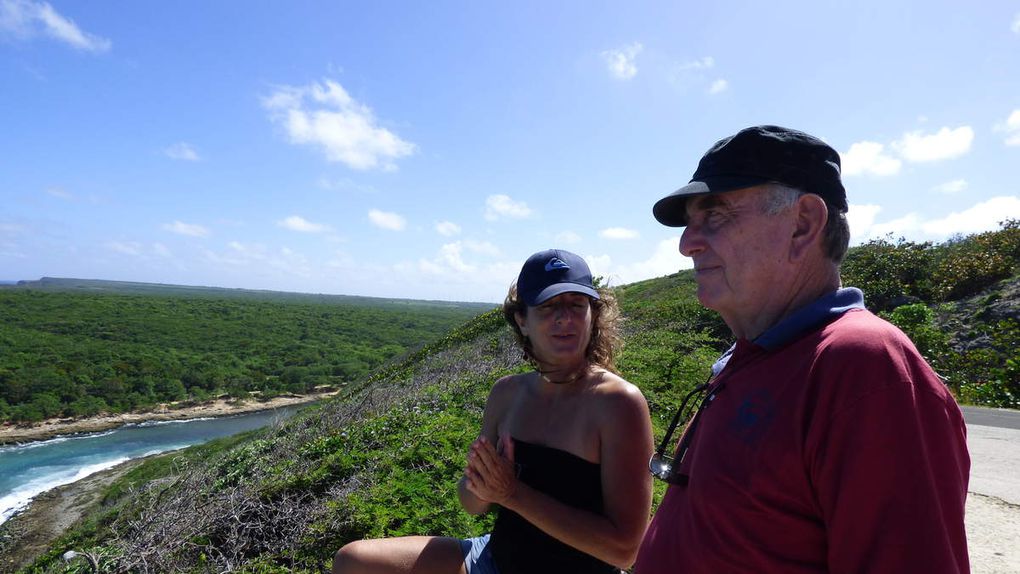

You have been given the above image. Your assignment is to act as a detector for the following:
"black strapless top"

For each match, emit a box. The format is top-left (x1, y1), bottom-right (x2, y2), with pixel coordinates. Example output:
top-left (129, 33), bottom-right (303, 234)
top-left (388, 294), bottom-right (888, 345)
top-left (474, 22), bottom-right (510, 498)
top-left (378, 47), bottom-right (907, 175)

top-left (488, 438), bottom-right (618, 574)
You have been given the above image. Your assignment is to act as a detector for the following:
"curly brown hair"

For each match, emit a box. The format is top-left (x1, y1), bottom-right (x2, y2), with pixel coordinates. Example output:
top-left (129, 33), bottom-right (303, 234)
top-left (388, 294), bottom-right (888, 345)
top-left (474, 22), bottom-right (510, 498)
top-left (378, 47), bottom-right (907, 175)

top-left (502, 283), bottom-right (623, 373)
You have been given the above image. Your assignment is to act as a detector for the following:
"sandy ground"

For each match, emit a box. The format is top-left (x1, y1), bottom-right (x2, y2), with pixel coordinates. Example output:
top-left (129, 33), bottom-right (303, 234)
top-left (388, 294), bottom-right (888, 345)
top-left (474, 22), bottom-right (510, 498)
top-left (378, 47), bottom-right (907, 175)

top-left (965, 424), bottom-right (1020, 574)
top-left (0, 393), bottom-right (334, 446)
top-left (1, 417), bottom-right (1017, 572)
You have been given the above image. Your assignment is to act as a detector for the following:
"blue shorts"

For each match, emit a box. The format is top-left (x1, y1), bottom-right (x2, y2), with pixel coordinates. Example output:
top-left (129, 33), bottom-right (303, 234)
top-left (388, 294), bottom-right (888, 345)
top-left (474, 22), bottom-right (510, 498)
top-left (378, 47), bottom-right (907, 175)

top-left (459, 533), bottom-right (498, 574)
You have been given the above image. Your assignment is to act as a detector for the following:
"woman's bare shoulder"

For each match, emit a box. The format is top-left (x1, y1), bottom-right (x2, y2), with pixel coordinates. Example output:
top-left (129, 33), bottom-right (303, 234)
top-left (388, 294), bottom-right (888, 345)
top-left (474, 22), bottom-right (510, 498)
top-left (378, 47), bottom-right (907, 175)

top-left (487, 372), bottom-right (529, 403)
top-left (591, 370), bottom-right (645, 400)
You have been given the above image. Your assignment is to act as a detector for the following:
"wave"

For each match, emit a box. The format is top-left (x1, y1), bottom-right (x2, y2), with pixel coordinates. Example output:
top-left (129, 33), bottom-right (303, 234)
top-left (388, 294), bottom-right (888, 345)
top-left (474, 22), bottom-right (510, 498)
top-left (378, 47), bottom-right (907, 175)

top-left (0, 430), bottom-right (120, 454)
top-left (126, 417), bottom-right (219, 428)
top-left (0, 457), bottom-right (129, 525)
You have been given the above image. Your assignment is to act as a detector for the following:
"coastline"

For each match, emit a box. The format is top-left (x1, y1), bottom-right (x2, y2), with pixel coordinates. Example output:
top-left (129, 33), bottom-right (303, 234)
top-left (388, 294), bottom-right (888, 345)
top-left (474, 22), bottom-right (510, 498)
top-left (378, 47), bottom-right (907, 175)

top-left (0, 457), bottom-right (147, 573)
top-left (0, 392), bottom-right (336, 446)
top-left (0, 393), bottom-right (337, 571)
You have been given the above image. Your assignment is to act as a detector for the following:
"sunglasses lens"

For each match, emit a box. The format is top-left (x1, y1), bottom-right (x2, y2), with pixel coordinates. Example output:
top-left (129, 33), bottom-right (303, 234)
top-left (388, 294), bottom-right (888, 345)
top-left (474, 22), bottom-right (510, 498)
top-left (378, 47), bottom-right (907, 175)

top-left (648, 454), bottom-right (673, 481)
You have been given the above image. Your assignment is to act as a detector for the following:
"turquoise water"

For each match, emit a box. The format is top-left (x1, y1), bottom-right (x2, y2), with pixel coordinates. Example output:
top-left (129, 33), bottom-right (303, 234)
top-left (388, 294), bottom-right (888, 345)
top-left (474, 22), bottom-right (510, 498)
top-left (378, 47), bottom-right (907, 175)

top-left (0, 406), bottom-right (304, 524)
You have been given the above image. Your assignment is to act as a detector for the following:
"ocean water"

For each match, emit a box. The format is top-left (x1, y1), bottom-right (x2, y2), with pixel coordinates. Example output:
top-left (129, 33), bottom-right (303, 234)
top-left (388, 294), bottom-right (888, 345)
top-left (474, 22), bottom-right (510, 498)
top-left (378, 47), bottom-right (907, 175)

top-left (0, 406), bottom-right (304, 524)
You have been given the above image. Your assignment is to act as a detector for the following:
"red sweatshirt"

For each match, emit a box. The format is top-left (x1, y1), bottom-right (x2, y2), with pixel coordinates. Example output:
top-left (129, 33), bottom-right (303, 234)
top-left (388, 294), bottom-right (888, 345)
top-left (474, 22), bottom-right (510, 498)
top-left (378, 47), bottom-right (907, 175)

top-left (635, 307), bottom-right (970, 573)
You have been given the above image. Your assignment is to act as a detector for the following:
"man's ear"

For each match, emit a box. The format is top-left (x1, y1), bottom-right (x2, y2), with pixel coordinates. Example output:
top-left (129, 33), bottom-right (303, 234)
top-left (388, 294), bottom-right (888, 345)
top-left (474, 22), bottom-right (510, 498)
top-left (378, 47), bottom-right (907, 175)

top-left (790, 194), bottom-right (828, 260)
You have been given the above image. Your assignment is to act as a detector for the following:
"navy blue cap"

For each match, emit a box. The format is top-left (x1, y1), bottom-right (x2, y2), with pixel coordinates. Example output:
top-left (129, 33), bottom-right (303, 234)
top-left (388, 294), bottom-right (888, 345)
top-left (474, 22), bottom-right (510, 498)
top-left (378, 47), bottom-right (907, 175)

top-left (517, 249), bottom-right (600, 306)
top-left (653, 125), bottom-right (848, 227)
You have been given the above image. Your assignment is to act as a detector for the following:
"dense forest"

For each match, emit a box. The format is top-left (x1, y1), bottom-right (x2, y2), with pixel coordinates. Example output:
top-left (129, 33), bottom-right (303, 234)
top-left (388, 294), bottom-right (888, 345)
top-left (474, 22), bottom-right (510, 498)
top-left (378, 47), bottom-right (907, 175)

top-left (0, 282), bottom-right (493, 423)
top-left (1, 220), bottom-right (1018, 572)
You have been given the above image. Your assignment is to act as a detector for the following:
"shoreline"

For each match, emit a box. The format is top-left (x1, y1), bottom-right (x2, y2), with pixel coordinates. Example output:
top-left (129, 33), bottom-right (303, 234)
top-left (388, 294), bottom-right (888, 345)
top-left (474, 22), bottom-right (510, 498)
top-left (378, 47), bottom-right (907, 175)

top-left (0, 392), bottom-right (336, 446)
top-left (0, 456), bottom-right (149, 572)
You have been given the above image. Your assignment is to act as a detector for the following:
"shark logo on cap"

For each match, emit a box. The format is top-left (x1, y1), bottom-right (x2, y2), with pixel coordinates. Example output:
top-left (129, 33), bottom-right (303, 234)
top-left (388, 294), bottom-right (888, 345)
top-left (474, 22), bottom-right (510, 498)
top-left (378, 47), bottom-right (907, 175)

top-left (545, 257), bottom-right (570, 272)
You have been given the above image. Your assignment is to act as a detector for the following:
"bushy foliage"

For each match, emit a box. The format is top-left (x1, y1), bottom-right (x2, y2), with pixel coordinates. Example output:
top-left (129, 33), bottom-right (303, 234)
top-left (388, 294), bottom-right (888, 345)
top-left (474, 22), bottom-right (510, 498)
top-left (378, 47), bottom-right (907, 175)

top-left (17, 315), bottom-right (519, 573)
top-left (949, 319), bottom-right (1020, 409)
top-left (933, 220), bottom-right (1020, 300)
top-left (841, 237), bottom-right (936, 310)
top-left (9, 222), bottom-right (1020, 572)
top-left (842, 219), bottom-right (1019, 312)
top-left (0, 289), bottom-right (492, 423)
top-left (880, 304), bottom-right (951, 366)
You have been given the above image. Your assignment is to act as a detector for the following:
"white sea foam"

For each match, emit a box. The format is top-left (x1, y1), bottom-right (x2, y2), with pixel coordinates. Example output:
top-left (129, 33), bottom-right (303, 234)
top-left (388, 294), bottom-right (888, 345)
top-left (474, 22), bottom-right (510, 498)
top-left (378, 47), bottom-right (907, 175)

top-left (0, 430), bottom-right (119, 454)
top-left (0, 457), bottom-right (129, 525)
top-left (127, 417), bottom-right (217, 428)
top-left (0, 436), bottom-right (71, 454)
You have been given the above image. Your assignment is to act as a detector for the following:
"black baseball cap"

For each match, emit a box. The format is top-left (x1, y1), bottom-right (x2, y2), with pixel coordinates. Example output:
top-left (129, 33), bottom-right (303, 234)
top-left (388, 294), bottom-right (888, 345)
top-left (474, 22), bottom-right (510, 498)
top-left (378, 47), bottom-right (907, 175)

top-left (516, 249), bottom-right (600, 306)
top-left (653, 125), bottom-right (848, 227)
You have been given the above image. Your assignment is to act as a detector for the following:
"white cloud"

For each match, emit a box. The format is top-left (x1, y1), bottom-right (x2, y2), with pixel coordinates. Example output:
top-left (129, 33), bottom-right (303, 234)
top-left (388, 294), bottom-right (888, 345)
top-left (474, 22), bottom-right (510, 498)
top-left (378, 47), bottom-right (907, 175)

top-left (669, 57), bottom-right (722, 93)
top-left (107, 241), bottom-right (142, 256)
top-left (554, 231), bottom-right (582, 245)
top-left (368, 209), bottom-right (406, 231)
top-left (1012, 13), bottom-right (1020, 34)
top-left (841, 141), bottom-right (901, 177)
top-left (846, 203), bottom-right (884, 243)
top-left (920, 196), bottom-right (1020, 237)
top-left (205, 241), bottom-right (312, 277)
top-left (153, 243), bottom-right (172, 258)
top-left (164, 142), bottom-right (201, 161)
top-left (932, 179), bottom-right (968, 195)
top-left (435, 221), bottom-right (461, 237)
top-left (995, 109), bottom-right (1020, 146)
top-left (892, 126), bottom-right (973, 163)
top-left (848, 197), bottom-right (1020, 243)
top-left (45, 187), bottom-right (72, 200)
top-left (462, 240), bottom-right (501, 256)
top-left (278, 215), bottom-right (331, 233)
top-left (163, 220), bottom-right (210, 237)
top-left (601, 42), bottom-right (642, 80)
top-left (593, 238), bottom-right (690, 285)
top-left (599, 227), bottom-right (639, 240)
top-left (677, 56), bottom-right (714, 70)
top-left (317, 177), bottom-right (376, 193)
top-left (436, 242), bottom-right (474, 272)
top-left (415, 242), bottom-right (517, 294)
top-left (0, 0), bottom-right (110, 52)
top-left (707, 79), bottom-right (728, 94)
top-left (484, 194), bottom-right (533, 221)
top-left (262, 79), bottom-right (416, 171)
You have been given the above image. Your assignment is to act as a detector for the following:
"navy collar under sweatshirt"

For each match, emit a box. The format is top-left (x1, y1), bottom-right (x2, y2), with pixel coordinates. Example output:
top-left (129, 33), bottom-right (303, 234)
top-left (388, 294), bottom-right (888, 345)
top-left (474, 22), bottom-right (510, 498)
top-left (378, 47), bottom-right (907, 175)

top-left (712, 287), bottom-right (866, 375)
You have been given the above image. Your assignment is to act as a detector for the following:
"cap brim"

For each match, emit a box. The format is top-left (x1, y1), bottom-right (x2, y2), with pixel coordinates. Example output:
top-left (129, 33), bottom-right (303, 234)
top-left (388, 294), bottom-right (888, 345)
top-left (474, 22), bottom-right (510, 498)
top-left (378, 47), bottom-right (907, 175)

top-left (528, 283), bottom-right (600, 306)
top-left (652, 175), bottom-right (770, 227)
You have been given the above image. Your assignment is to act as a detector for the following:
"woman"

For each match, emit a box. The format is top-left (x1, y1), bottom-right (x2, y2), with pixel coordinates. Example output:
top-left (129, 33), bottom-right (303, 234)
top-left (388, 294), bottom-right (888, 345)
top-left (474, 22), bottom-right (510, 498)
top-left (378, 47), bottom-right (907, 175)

top-left (333, 248), bottom-right (653, 574)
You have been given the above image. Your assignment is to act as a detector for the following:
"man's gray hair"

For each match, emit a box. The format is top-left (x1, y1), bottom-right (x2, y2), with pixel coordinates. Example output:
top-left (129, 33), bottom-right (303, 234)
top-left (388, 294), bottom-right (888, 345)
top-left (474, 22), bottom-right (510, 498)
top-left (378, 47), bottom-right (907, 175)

top-left (760, 183), bottom-right (850, 264)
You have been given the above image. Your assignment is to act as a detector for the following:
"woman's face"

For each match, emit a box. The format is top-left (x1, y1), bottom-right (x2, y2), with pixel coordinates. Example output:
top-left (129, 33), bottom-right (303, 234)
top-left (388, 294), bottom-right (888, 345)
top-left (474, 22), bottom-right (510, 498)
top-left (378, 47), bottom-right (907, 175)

top-left (516, 292), bottom-right (594, 367)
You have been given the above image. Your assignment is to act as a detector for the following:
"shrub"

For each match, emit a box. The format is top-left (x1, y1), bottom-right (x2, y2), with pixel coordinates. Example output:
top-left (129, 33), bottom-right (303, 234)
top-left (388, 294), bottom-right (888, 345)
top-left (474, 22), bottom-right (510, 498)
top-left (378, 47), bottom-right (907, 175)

top-left (841, 237), bottom-right (936, 311)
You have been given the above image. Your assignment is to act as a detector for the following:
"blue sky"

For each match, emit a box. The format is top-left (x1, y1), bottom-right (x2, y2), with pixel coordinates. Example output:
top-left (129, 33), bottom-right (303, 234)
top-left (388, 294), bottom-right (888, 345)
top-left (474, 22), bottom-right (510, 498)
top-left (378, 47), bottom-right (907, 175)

top-left (2, 1), bottom-right (1019, 303)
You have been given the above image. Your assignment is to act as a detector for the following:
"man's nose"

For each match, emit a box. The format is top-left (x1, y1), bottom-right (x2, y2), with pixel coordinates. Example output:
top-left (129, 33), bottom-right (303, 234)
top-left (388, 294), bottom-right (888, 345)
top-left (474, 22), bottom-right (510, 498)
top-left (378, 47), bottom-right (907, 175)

top-left (679, 225), bottom-right (703, 257)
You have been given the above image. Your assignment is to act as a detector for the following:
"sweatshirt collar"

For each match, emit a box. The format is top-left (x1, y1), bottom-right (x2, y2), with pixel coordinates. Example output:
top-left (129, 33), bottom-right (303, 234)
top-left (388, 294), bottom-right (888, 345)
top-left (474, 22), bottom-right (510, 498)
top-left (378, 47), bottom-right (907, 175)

top-left (712, 287), bottom-right (865, 373)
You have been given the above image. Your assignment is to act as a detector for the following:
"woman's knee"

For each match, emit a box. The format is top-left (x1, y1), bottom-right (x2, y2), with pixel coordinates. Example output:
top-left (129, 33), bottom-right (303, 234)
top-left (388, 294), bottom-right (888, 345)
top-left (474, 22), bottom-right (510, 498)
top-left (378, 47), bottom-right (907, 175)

top-left (332, 540), bottom-right (373, 574)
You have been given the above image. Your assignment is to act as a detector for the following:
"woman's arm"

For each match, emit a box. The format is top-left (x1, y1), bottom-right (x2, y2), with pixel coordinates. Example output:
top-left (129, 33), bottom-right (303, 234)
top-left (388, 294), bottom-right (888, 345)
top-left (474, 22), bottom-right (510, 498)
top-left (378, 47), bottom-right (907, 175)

top-left (465, 378), bottom-right (654, 568)
top-left (458, 375), bottom-right (516, 515)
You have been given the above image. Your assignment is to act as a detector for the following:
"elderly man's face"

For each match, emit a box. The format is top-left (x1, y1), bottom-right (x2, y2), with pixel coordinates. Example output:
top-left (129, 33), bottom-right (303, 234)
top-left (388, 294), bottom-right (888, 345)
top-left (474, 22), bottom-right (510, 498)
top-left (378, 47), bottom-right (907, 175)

top-left (678, 186), bottom-right (797, 330)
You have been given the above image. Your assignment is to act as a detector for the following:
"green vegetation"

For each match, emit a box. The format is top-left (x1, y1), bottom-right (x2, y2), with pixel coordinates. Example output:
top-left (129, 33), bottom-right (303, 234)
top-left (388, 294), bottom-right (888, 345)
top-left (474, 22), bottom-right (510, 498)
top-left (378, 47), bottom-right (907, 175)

top-left (843, 219), bottom-right (1020, 408)
top-left (0, 284), bottom-right (493, 423)
top-left (6, 221), bottom-right (1018, 572)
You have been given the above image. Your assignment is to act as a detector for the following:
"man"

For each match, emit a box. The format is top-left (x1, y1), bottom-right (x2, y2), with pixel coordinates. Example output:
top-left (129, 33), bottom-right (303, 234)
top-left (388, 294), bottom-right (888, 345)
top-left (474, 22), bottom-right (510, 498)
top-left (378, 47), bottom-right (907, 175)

top-left (635, 125), bottom-right (970, 573)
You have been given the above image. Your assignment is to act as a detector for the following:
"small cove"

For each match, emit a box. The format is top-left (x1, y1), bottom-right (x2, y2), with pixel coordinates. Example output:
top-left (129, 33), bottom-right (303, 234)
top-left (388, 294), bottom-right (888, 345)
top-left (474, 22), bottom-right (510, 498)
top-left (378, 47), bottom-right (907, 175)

top-left (0, 405), bottom-right (304, 524)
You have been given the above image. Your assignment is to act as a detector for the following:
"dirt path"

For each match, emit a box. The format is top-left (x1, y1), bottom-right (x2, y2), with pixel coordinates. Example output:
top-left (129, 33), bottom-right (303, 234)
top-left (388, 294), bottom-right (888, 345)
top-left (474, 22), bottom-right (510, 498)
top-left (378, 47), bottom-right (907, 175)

top-left (967, 492), bottom-right (1020, 574)
top-left (966, 423), bottom-right (1020, 573)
